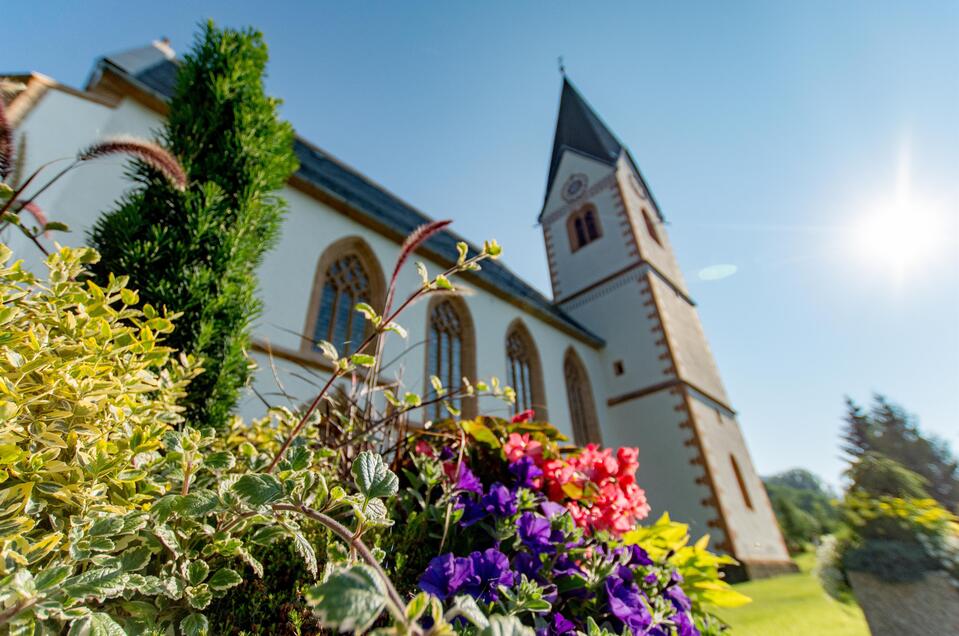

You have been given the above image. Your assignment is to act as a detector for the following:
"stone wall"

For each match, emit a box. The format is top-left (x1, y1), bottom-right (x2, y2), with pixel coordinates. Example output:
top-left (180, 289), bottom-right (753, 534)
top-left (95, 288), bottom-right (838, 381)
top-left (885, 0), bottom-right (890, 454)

top-left (849, 570), bottom-right (959, 635)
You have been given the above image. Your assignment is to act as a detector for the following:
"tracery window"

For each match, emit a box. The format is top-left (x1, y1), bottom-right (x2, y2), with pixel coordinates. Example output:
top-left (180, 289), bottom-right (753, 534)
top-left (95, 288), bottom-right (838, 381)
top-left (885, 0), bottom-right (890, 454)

top-left (567, 205), bottom-right (602, 252)
top-left (505, 322), bottom-right (546, 417)
top-left (426, 299), bottom-right (473, 421)
top-left (564, 349), bottom-right (602, 445)
top-left (304, 238), bottom-right (385, 359)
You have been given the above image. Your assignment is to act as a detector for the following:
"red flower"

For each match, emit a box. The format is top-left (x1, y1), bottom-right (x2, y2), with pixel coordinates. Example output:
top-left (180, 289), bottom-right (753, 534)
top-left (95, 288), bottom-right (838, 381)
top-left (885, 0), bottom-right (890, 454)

top-left (510, 409), bottom-right (535, 424)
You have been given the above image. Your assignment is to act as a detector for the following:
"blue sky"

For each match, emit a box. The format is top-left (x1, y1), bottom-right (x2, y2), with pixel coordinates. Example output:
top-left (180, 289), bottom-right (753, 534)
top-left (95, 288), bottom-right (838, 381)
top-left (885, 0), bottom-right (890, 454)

top-left (6, 1), bottom-right (958, 487)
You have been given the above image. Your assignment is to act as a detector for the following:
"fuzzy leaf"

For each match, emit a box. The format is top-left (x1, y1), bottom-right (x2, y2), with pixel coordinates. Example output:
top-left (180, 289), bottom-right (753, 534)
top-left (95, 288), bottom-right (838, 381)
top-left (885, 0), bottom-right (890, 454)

top-left (479, 615), bottom-right (534, 636)
top-left (187, 560), bottom-right (210, 586)
top-left (207, 568), bottom-right (243, 591)
top-left (232, 474), bottom-right (284, 508)
top-left (351, 451), bottom-right (399, 500)
top-left (67, 613), bottom-right (125, 636)
top-left (305, 564), bottom-right (386, 633)
top-left (180, 613), bottom-right (209, 636)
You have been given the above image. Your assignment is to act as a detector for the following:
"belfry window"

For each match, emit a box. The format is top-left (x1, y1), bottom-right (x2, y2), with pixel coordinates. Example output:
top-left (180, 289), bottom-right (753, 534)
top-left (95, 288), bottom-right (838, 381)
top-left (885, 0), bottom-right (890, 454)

top-left (505, 321), bottom-right (546, 417)
top-left (642, 208), bottom-right (662, 246)
top-left (567, 205), bottom-right (602, 252)
top-left (564, 349), bottom-right (602, 445)
top-left (730, 454), bottom-right (754, 510)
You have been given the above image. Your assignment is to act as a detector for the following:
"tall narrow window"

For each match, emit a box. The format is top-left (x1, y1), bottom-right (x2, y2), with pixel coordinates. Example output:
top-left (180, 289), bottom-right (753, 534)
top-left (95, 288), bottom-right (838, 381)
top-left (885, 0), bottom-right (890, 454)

top-left (426, 300), bottom-right (467, 420)
top-left (304, 237), bottom-right (385, 359)
top-left (730, 454), bottom-right (754, 510)
top-left (314, 254), bottom-right (370, 354)
top-left (567, 205), bottom-right (602, 252)
top-left (505, 321), bottom-right (546, 418)
top-left (564, 349), bottom-right (601, 445)
top-left (642, 209), bottom-right (662, 246)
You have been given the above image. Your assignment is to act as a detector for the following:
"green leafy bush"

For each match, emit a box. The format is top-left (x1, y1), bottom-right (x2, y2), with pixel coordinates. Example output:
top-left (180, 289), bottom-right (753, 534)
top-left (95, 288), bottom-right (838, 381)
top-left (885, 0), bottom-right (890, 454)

top-left (90, 21), bottom-right (299, 432)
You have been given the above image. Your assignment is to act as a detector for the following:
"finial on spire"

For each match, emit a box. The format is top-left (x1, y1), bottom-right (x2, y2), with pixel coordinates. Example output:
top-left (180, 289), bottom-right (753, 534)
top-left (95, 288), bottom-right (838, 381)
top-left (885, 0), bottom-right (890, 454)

top-left (558, 56), bottom-right (566, 77)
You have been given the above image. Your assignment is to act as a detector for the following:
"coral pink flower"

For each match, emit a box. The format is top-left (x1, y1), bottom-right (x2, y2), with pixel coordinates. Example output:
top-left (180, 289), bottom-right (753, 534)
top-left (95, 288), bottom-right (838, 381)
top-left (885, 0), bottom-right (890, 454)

top-left (502, 432), bottom-right (543, 463)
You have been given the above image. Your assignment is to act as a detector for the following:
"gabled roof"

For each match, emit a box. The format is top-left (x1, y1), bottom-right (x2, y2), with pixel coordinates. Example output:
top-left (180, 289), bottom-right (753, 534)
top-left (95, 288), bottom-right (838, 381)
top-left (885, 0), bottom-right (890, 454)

top-left (85, 46), bottom-right (604, 347)
top-left (543, 77), bottom-right (664, 222)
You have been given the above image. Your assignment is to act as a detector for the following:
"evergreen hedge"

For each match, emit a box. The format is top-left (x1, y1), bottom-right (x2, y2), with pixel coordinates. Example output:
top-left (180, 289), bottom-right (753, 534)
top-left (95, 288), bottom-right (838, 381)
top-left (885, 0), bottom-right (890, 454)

top-left (90, 21), bottom-right (298, 431)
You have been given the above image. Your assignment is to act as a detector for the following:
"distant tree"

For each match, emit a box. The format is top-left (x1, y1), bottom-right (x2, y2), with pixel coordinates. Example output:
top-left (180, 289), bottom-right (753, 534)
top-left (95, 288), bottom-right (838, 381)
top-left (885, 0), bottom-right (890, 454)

top-left (842, 395), bottom-right (958, 511)
top-left (90, 22), bottom-right (298, 431)
top-left (844, 451), bottom-right (930, 500)
top-left (764, 468), bottom-right (840, 552)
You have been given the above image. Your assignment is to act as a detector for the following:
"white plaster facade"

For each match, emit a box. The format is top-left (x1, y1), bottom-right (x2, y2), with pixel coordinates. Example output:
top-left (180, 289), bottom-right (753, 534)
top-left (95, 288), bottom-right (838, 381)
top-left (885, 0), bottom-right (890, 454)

top-left (2, 45), bottom-right (792, 577)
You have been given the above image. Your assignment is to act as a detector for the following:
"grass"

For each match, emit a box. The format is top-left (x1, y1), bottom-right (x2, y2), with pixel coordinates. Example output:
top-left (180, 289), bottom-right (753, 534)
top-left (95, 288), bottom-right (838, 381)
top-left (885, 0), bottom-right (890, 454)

top-left (714, 552), bottom-right (869, 636)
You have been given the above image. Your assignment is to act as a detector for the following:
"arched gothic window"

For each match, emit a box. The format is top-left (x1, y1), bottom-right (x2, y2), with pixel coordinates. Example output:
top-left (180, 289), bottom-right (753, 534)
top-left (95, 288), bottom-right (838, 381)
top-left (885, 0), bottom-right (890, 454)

top-left (505, 321), bottom-right (547, 418)
top-left (563, 349), bottom-right (602, 445)
top-left (642, 208), bottom-right (662, 247)
top-left (567, 205), bottom-right (602, 252)
top-left (425, 297), bottom-right (476, 420)
top-left (304, 237), bottom-right (385, 357)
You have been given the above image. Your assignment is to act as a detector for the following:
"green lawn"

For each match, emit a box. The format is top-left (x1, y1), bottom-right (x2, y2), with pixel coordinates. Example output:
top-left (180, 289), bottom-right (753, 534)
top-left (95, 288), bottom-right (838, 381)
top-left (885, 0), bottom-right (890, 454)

top-left (714, 553), bottom-right (869, 636)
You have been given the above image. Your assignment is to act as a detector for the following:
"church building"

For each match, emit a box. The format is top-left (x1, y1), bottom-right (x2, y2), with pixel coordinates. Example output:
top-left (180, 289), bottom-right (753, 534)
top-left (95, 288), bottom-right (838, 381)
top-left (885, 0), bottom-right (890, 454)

top-left (2, 41), bottom-right (793, 578)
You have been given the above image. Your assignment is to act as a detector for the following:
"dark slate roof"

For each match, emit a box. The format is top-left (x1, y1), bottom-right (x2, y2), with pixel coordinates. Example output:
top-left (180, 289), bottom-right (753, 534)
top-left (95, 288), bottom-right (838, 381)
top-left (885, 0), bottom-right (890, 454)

top-left (543, 77), bottom-right (663, 222)
top-left (90, 50), bottom-right (604, 346)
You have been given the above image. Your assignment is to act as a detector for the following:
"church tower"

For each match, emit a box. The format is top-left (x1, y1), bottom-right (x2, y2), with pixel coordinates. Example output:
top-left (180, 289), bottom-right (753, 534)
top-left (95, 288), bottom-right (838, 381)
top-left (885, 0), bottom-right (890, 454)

top-left (541, 78), bottom-right (793, 578)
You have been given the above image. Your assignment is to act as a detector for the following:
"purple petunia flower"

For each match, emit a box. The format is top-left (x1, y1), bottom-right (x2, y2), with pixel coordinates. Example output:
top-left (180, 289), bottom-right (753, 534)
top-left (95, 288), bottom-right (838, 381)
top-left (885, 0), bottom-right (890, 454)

top-left (513, 552), bottom-right (542, 580)
top-left (439, 446), bottom-right (455, 461)
top-left (553, 554), bottom-right (585, 579)
top-left (463, 548), bottom-right (515, 603)
top-left (550, 612), bottom-right (577, 635)
top-left (509, 455), bottom-right (544, 488)
top-left (665, 584), bottom-right (692, 612)
top-left (454, 463), bottom-right (484, 494)
top-left (673, 611), bottom-right (700, 636)
top-left (605, 576), bottom-right (652, 634)
top-left (540, 501), bottom-right (567, 519)
top-left (418, 553), bottom-right (472, 601)
top-left (517, 512), bottom-right (555, 555)
top-left (481, 483), bottom-right (518, 518)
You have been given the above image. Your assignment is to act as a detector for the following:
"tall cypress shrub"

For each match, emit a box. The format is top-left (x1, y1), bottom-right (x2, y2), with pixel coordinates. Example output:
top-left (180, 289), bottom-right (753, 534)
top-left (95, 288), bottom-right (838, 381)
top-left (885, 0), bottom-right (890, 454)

top-left (90, 22), bottom-right (298, 430)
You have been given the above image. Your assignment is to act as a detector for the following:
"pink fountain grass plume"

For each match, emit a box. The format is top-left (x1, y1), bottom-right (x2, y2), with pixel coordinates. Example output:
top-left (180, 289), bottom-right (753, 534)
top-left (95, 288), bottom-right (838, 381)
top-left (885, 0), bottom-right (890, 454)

top-left (0, 98), bottom-right (13, 180)
top-left (384, 219), bottom-right (452, 314)
top-left (78, 135), bottom-right (186, 191)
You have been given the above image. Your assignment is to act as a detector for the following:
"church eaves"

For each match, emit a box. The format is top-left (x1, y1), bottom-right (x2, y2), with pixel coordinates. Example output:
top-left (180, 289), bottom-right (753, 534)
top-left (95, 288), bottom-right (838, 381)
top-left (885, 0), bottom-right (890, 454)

top-left (85, 48), bottom-right (604, 347)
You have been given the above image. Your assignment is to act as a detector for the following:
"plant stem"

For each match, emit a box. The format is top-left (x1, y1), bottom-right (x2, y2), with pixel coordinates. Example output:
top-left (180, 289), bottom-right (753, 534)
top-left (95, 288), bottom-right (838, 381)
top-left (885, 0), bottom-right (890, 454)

top-left (272, 503), bottom-right (414, 631)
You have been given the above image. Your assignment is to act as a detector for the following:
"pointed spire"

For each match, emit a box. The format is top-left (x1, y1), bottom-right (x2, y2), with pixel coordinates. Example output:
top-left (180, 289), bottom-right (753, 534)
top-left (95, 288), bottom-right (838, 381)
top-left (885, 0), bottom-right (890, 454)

top-left (545, 77), bottom-right (623, 197)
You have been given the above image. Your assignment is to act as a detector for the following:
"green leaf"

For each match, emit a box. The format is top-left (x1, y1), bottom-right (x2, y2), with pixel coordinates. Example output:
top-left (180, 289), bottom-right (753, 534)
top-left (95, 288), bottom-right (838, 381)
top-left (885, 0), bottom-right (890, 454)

top-left (180, 613), bottom-right (209, 636)
top-left (456, 241), bottom-right (469, 264)
top-left (354, 302), bottom-right (379, 323)
top-left (204, 451), bottom-right (235, 470)
top-left (405, 591), bottom-right (430, 621)
top-left (63, 567), bottom-right (125, 601)
top-left (249, 525), bottom-right (287, 546)
top-left (207, 568), bottom-right (243, 592)
top-left (305, 564), bottom-right (386, 633)
top-left (416, 262), bottom-right (429, 285)
top-left (43, 221), bottom-right (70, 233)
top-left (318, 340), bottom-right (338, 361)
top-left (67, 612), bottom-right (126, 636)
top-left (446, 595), bottom-right (489, 629)
top-left (119, 546), bottom-right (152, 572)
top-left (434, 274), bottom-right (453, 290)
top-left (351, 451), bottom-right (399, 500)
top-left (483, 239), bottom-right (502, 258)
top-left (461, 419), bottom-right (501, 448)
top-left (186, 583), bottom-right (213, 609)
top-left (34, 565), bottom-right (71, 591)
top-left (383, 322), bottom-right (407, 338)
top-left (120, 288), bottom-right (139, 306)
top-left (177, 489), bottom-right (220, 517)
top-left (232, 474), bottom-right (284, 507)
top-left (290, 529), bottom-right (318, 578)
top-left (350, 353), bottom-right (376, 368)
top-left (187, 560), bottom-right (210, 586)
top-left (88, 517), bottom-right (124, 537)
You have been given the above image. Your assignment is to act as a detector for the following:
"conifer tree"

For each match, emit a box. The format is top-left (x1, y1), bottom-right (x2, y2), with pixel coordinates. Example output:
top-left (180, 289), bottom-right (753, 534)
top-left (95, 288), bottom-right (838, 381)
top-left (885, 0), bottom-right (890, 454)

top-left (841, 395), bottom-right (959, 511)
top-left (90, 22), bottom-right (298, 430)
